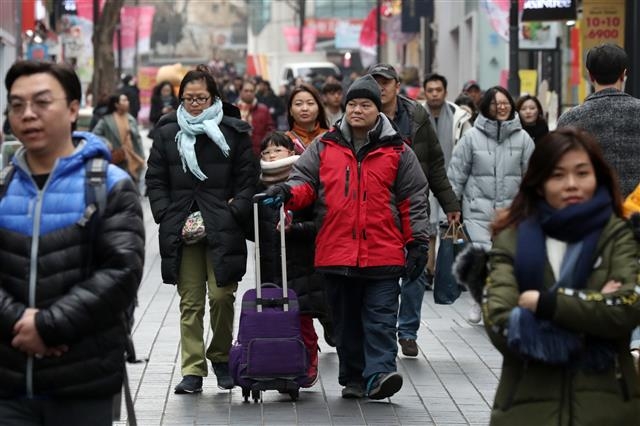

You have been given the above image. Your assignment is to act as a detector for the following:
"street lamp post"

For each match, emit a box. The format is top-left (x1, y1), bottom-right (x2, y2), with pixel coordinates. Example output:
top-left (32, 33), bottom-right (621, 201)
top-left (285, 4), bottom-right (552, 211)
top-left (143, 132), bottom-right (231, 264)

top-left (507, 0), bottom-right (520, 97)
top-left (376, 0), bottom-right (382, 63)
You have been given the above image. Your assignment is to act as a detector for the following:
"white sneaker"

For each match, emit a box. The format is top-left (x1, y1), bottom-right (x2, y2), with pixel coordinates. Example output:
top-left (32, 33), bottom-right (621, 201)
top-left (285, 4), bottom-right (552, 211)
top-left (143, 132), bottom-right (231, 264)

top-left (467, 302), bottom-right (482, 324)
top-left (631, 349), bottom-right (639, 373)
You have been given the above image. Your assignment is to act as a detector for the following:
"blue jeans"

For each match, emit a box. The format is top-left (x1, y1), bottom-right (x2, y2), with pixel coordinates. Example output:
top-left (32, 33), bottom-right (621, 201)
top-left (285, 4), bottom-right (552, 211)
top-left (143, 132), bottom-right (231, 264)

top-left (325, 275), bottom-right (400, 386)
top-left (397, 271), bottom-right (427, 340)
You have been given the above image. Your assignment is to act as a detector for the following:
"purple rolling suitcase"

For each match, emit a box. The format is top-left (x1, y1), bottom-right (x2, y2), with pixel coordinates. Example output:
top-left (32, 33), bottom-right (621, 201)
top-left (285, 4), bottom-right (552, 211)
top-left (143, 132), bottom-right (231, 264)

top-left (228, 194), bottom-right (308, 402)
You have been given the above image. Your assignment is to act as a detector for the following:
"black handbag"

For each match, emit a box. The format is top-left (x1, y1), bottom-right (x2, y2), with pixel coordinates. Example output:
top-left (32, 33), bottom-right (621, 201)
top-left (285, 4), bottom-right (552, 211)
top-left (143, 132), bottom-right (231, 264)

top-left (434, 222), bottom-right (470, 304)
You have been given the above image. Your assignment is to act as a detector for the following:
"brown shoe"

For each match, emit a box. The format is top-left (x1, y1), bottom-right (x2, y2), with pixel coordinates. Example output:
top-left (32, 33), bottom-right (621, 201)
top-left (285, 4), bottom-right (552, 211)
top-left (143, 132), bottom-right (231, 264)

top-left (399, 338), bottom-right (418, 357)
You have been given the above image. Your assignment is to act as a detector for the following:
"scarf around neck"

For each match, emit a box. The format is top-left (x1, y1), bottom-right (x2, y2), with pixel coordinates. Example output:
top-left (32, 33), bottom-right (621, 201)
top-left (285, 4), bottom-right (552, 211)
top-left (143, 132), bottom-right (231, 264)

top-left (260, 155), bottom-right (299, 186)
top-left (515, 186), bottom-right (612, 293)
top-left (176, 100), bottom-right (230, 181)
top-left (430, 103), bottom-right (454, 165)
top-left (237, 98), bottom-right (257, 124)
top-left (508, 186), bottom-right (615, 368)
top-left (288, 122), bottom-right (327, 149)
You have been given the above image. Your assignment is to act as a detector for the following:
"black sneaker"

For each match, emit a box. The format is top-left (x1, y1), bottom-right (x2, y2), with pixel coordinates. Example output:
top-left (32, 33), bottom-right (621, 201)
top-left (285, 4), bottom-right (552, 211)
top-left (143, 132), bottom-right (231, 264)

top-left (398, 338), bottom-right (419, 357)
top-left (341, 382), bottom-right (365, 399)
top-left (367, 372), bottom-right (403, 400)
top-left (212, 362), bottom-right (234, 390)
top-left (174, 375), bottom-right (203, 394)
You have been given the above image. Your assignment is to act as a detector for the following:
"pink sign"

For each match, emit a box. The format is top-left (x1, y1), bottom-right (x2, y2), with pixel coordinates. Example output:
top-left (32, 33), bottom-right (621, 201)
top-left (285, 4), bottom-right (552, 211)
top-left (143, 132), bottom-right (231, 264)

top-left (118, 6), bottom-right (155, 49)
top-left (283, 27), bottom-right (318, 53)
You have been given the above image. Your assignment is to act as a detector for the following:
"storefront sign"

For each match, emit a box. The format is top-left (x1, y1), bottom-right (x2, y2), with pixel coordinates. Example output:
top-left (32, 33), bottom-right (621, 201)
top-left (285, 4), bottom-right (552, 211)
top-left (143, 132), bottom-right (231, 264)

top-left (401, 0), bottom-right (433, 33)
top-left (581, 0), bottom-right (625, 51)
top-left (520, 21), bottom-right (560, 50)
top-left (521, 0), bottom-right (576, 22)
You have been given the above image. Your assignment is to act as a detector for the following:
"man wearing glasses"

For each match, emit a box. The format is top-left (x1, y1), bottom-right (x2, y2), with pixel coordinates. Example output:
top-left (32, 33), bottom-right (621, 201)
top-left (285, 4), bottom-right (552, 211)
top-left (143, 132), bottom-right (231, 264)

top-left (0, 60), bottom-right (145, 424)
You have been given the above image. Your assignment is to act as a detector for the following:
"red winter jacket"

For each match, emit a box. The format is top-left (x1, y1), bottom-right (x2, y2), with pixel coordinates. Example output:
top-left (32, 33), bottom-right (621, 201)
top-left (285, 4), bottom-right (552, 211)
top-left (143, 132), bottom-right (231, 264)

top-left (284, 114), bottom-right (429, 278)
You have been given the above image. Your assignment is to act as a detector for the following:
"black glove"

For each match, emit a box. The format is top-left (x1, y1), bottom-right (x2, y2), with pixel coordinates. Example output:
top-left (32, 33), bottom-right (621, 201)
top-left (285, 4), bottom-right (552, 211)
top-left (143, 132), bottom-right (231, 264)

top-left (630, 213), bottom-right (640, 241)
top-left (404, 243), bottom-right (429, 282)
top-left (262, 184), bottom-right (291, 209)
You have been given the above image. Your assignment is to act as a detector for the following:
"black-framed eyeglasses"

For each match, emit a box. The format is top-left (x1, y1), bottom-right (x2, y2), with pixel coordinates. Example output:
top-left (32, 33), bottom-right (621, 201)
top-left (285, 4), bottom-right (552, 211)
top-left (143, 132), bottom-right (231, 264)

top-left (7, 97), bottom-right (68, 116)
top-left (181, 96), bottom-right (211, 105)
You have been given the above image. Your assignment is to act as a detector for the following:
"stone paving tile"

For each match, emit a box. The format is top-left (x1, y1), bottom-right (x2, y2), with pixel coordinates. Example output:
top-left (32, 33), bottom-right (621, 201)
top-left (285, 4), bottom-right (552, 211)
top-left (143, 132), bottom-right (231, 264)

top-left (117, 194), bottom-right (502, 425)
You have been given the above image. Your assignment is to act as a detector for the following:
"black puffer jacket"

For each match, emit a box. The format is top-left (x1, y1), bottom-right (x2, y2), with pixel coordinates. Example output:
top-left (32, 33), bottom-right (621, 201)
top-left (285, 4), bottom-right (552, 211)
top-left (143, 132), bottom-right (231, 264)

top-left (256, 187), bottom-right (329, 317)
top-left (0, 133), bottom-right (145, 398)
top-left (146, 111), bottom-right (258, 285)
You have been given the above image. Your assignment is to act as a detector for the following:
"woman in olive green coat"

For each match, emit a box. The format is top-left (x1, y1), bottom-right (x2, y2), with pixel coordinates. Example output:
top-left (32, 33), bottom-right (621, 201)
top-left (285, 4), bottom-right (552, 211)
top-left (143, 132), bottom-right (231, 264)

top-left (484, 127), bottom-right (640, 426)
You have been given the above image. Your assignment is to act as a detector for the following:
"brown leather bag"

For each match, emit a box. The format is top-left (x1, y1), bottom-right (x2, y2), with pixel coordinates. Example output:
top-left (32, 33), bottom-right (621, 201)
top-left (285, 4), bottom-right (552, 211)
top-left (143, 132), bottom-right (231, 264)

top-left (111, 147), bottom-right (126, 165)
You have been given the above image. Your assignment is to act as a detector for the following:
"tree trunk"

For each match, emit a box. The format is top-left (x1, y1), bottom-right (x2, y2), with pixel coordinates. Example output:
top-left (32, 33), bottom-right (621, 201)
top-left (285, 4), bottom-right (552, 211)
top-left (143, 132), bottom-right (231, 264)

top-left (91, 0), bottom-right (125, 103)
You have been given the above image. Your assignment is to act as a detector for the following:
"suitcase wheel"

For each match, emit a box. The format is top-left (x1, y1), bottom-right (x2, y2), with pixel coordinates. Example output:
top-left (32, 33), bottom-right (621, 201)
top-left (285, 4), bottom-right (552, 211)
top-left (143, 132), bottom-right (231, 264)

top-left (252, 389), bottom-right (260, 403)
top-left (242, 387), bottom-right (250, 403)
top-left (289, 389), bottom-right (299, 401)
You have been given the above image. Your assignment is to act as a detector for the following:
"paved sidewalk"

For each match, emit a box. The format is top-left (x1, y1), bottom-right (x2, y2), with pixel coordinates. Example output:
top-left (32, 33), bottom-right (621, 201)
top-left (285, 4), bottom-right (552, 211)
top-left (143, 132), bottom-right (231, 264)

top-left (113, 197), bottom-right (501, 426)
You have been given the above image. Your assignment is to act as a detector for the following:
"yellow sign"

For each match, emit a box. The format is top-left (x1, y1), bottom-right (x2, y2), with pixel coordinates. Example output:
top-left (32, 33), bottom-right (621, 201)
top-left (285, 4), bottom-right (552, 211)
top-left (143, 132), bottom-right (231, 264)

top-left (581, 0), bottom-right (625, 51)
top-left (519, 69), bottom-right (538, 96)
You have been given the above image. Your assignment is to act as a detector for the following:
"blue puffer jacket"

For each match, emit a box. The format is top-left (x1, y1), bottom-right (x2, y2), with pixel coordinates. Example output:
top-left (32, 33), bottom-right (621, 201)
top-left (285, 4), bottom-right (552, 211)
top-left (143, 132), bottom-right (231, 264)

top-left (0, 132), bottom-right (145, 398)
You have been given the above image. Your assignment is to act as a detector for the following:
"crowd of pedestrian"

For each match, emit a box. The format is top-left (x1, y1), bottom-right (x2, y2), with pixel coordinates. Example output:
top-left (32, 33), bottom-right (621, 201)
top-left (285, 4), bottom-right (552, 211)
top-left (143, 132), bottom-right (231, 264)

top-left (2, 41), bottom-right (640, 424)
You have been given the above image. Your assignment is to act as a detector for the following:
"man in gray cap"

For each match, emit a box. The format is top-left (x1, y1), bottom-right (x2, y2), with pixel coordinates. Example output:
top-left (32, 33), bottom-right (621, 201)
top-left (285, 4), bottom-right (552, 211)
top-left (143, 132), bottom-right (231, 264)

top-left (368, 63), bottom-right (460, 358)
top-left (262, 75), bottom-right (429, 400)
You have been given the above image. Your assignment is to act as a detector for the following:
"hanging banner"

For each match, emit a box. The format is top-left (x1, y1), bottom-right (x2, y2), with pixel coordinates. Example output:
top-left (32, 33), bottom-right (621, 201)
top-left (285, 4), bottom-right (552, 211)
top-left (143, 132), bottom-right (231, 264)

top-left (519, 69), bottom-right (538, 95)
top-left (522, 0), bottom-right (577, 22)
top-left (335, 21), bottom-right (362, 49)
top-left (117, 6), bottom-right (156, 70)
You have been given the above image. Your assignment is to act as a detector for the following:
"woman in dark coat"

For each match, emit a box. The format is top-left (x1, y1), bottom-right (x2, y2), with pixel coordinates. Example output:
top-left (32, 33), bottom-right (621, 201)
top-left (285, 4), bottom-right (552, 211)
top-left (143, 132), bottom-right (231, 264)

top-left (516, 94), bottom-right (549, 143)
top-left (145, 65), bottom-right (258, 394)
top-left (148, 80), bottom-right (179, 136)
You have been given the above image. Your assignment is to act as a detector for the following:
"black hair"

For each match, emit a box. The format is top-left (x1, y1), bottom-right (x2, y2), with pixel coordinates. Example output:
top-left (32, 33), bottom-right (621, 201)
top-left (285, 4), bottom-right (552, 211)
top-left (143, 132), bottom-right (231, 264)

top-left (423, 73), bottom-right (448, 90)
top-left (241, 80), bottom-right (256, 91)
top-left (516, 94), bottom-right (546, 124)
top-left (105, 92), bottom-right (128, 114)
top-left (321, 82), bottom-right (343, 95)
top-left (260, 131), bottom-right (294, 152)
top-left (152, 80), bottom-right (175, 98)
top-left (586, 43), bottom-right (628, 85)
top-left (5, 60), bottom-right (81, 103)
top-left (478, 86), bottom-right (516, 121)
top-left (5, 60), bottom-right (82, 130)
top-left (287, 83), bottom-right (329, 130)
top-left (178, 64), bottom-right (221, 101)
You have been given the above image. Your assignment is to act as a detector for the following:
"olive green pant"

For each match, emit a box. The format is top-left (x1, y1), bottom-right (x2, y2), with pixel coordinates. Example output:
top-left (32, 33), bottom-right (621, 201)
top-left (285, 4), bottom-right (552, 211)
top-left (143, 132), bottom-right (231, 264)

top-left (177, 241), bottom-right (238, 377)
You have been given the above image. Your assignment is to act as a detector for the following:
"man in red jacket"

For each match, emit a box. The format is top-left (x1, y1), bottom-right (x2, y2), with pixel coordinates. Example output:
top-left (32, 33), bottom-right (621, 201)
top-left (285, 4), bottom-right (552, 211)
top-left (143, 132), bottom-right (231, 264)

top-left (236, 80), bottom-right (274, 156)
top-left (263, 75), bottom-right (429, 400)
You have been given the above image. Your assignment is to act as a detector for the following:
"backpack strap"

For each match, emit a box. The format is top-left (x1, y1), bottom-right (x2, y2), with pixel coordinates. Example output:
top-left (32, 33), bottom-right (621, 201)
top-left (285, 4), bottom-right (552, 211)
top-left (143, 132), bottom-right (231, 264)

top-left (85, 157), bottom-right (108, 217)
top-left (0, 164), bottom-right (16, 200)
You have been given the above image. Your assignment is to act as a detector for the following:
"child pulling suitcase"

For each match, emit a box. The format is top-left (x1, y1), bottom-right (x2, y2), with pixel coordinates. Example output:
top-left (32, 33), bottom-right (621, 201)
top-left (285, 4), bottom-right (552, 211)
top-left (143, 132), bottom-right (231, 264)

top-left (228, 194), bottom-right (308, 402)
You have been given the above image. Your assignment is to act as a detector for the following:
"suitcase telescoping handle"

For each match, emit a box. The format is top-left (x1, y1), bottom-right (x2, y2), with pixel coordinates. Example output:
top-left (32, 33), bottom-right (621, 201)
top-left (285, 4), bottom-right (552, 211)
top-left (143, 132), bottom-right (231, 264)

top-left (252, 193), bottom-right (289, 312)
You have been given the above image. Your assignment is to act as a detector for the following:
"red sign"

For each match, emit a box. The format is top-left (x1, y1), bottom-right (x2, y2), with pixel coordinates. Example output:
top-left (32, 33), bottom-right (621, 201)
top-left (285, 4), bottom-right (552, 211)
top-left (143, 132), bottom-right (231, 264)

top-left (305, 18), bottom-right (364, 38)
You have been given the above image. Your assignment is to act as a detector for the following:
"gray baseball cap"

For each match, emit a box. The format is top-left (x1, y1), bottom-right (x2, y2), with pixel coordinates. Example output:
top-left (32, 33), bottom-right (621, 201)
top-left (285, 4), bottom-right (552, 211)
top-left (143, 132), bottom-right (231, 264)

top-left (368, 63), bottom-right (399, 81)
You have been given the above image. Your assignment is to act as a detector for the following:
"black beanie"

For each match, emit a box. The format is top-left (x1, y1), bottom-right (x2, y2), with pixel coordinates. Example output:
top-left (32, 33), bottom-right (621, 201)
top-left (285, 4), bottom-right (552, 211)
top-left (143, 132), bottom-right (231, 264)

top-left (345, 75), bottom-right (382, 111)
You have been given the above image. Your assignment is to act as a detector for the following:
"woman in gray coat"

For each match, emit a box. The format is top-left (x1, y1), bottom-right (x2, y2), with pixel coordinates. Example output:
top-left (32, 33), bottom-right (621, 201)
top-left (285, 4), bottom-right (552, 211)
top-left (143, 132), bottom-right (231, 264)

top-left (447, 86), bottom-right (534, 322)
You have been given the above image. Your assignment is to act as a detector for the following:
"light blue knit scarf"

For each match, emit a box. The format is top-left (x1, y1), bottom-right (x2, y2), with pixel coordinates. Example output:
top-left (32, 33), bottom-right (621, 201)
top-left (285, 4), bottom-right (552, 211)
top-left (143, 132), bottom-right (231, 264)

top-left (175, 99), bottom-right (230, 180)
